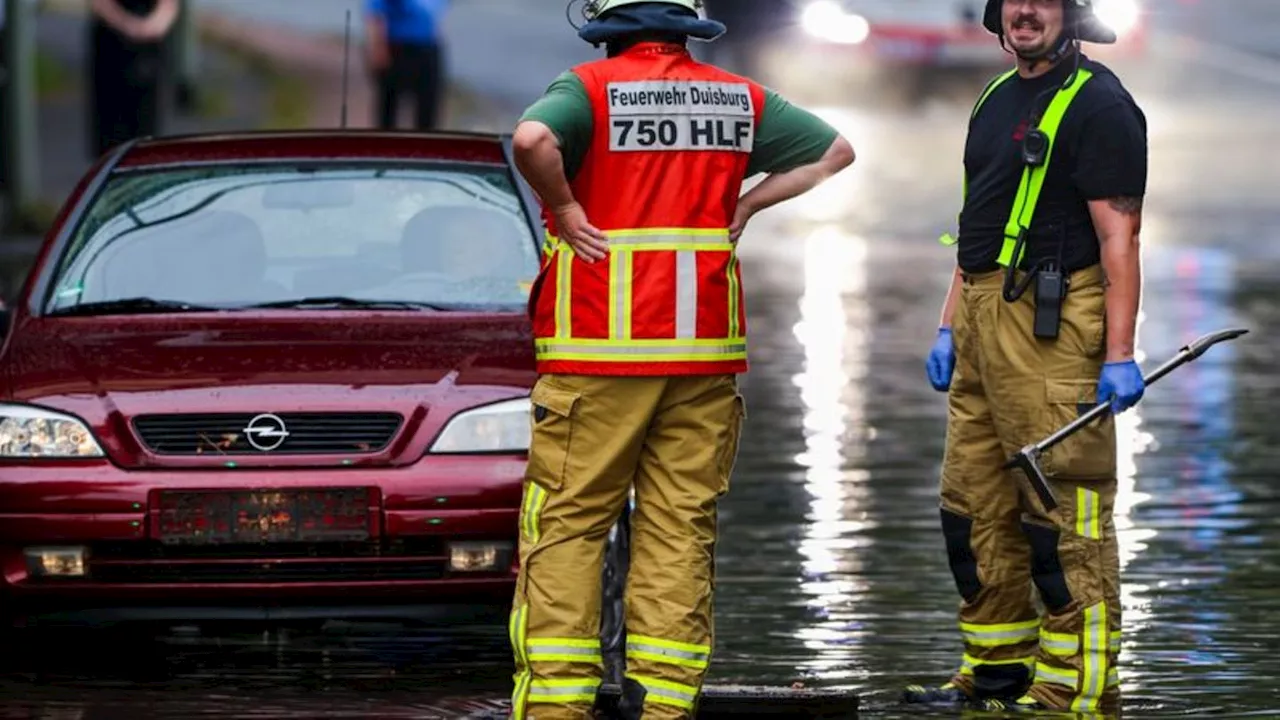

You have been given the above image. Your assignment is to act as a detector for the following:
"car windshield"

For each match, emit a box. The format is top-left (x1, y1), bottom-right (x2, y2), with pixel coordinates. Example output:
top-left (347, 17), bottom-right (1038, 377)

top-left (44, 161), bottom-right (541, 314)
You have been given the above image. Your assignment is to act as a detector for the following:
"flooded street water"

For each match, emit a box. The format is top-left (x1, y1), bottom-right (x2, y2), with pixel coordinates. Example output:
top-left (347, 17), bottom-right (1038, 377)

top-left (3, 3), bottom-right (1280, 719)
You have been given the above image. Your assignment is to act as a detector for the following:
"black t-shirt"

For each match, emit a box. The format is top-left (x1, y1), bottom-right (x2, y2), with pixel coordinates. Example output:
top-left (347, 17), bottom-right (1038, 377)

top-left (956, 54), bottom-right (1148, 274)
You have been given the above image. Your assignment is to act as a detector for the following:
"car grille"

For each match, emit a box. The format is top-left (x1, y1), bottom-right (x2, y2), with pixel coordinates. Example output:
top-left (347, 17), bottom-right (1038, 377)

top-left (131, 412), bottom-right (404, 455)
top-left (83, 539), bottom-right (464, 584)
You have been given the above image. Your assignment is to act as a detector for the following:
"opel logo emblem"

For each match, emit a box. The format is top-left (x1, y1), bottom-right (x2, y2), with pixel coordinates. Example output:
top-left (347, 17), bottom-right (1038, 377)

top-left (243, 413), bottom-right (290, 451)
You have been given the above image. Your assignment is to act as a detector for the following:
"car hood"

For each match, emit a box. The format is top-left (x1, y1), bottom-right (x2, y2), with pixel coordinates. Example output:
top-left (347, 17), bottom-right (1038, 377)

top-left (1, 313), bottom-right (538, 466)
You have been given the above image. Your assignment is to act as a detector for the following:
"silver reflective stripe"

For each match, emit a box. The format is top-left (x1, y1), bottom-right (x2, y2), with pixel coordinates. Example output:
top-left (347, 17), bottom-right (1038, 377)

top-left (528, 644), bottom-right (602, 660)
top-left (607, 233), bottom-right (730, 247)
top-left (1071, 603), bottom-right (1108, 712)
top-left (626, 639), bottom-right (710, 666)
top-left (535, 341), bottom-right (746, 357)
top-left (1035, 662), bottom-right (1079, 689)
top-left (961, 621), bottom-right (1039, 647)
top-left (645, 684), bottom-right (696, 704)
top-left (675, 250), bottom-right (698, 339)
top-left (610, 250), bottom-right (632, 340)
top-left (1040, 632), bottom-right (1078, 656)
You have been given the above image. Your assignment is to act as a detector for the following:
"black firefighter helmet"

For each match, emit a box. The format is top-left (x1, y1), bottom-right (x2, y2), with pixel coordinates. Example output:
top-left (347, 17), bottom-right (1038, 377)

top-left (982, 0), bottom-right (1118, 45)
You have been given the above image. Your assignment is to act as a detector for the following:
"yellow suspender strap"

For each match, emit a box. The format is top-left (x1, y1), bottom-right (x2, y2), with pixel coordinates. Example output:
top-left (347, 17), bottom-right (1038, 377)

top-left (997, 68), bottom-right (1095, 267)
top-left (938, 67), bottom-right (1095, 261)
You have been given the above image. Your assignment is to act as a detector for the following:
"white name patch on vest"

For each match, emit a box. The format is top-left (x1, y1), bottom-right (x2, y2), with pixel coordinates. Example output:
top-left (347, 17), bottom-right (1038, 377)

top-left (606, 80), bottom-right (755, 153)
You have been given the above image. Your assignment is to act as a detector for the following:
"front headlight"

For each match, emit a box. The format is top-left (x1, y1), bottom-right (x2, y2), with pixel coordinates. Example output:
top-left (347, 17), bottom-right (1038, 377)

top-left (428, 398), bottom-right (531, 454)
top-left (800, 0), bottom-right (870, 45)
top-left (0, 404), bottom-right (104, 458)
top-left (1093, 0), bottom-right (1140, 37)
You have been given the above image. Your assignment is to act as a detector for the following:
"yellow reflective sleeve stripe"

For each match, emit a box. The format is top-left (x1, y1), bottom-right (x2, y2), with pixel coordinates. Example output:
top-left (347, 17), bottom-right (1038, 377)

top-left (998, 69), bottom-right (1095, 267)
top-left (626, 635), bottom-right (711, 669)
top-left (528, 677), bottom-right (603, 704)
top-left (1070, 601), bottom-right (1109, 712)
top-left (1077, 487), bottom-right (1101, 540)
top-left (626, 674), bottom-right (700, 709)
top-left (1107, 667), bottom-right (1120, 688)
top-left (1039, 628), bottom-right (1079, 656)
top-left (959, 618), bottom-right (1040, 647)
top-left (1110, 629), bottom-right (1121, 653)
top-left (527, 637), bottom-right (604, 664)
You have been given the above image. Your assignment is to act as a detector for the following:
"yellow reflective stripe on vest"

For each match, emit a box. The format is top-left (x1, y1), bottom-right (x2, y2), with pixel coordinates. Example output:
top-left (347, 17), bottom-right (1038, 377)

top-left (535, 338), bottom-right (747, 363)
top-left (541, 227), bottom-right (743, 363)
top-left (998, 68), bottom-right (1095, 267)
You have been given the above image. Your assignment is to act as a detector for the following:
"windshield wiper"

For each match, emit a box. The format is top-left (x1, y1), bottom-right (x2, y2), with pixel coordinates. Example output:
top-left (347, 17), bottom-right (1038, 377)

top-left (243, 296), bottom-right (458, 311)
top-left (48, 297), bottom-right (223, 316)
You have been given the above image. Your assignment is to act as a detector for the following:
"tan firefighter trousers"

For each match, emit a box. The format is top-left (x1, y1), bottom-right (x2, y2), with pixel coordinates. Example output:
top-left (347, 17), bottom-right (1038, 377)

top-left (509, 372), bottom-right (746, 720)
top-left (940, 265), bottom-right (1122, 713)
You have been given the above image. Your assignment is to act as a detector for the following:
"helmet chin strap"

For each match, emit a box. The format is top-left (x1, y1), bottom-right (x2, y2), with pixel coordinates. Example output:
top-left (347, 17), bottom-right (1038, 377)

top-left (1012, 31), bottom-right (1076, 72)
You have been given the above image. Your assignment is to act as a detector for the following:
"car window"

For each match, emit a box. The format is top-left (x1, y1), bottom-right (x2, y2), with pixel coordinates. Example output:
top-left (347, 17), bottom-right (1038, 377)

top-left (44, 162), bottom-right (542, 312)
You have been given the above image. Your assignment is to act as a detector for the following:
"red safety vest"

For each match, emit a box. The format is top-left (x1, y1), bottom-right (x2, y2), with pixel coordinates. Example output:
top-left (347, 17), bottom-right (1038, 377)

top-left (527, 42), bottom-right (766, 376)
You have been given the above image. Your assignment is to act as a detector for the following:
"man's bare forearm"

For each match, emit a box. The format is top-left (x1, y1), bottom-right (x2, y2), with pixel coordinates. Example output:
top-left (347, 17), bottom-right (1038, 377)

top-left (512, 121), bottom-right (575, 211)
top-left (1092, 196), bottom-right (1144, 361)
top-left (938, 265), bottom-right (963, 329)
top-left (737, 136), bottom-right (855, 217)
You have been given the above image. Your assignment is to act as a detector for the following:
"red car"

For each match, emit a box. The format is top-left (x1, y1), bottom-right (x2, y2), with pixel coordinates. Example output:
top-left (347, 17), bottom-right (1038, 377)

top-left (0, 130), bottom-right (545, 628)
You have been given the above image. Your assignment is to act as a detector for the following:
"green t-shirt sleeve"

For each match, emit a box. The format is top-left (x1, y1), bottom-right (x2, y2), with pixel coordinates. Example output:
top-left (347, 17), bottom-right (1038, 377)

top-left (746, 89), bottom-right (841, 178)
top-left (518, 71), bottom-right (593, 181)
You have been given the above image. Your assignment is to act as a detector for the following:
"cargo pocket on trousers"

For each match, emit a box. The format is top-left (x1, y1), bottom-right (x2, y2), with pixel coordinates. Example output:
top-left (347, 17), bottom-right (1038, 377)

top-left (714, 393), bottom-right (746, 496)
top-left (1040, 378), bottom-right (1116, 481)
top-left (525, 381), bottom-right (581, 493)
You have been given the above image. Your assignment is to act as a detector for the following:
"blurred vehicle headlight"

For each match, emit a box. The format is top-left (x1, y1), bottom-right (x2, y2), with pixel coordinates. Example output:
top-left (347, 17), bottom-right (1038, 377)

top-left (428, 398), bottom-right (530, 454)
top-left (0, 404), bottom-right (104, 458)
top-left (1094, 0), bottom-right (1140, 37)
top-left (800, 0), bottom-right (870, 45)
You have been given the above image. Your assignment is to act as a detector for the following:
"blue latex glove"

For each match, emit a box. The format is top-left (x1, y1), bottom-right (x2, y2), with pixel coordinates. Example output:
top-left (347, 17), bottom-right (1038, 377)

top-left (926, 328), bottom-right (955, 391)
top-left (1097, 359), bottom-right (1145, 413)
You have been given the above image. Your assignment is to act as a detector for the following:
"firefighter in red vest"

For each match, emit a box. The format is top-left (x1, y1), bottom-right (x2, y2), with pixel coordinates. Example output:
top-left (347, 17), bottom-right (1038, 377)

top-left (507, 1), bottom-right (855, 718)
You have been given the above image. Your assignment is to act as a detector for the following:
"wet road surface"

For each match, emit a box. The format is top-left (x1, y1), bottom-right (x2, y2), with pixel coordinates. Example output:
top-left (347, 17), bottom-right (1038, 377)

top-left (4, 3), bottom-right (1280, 718)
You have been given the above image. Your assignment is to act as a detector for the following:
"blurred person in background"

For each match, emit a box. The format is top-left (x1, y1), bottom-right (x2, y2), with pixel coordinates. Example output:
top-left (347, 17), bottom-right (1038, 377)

top-left (911, 0), bottom-right (1147, 714)
top-left (506, 0), bottom-right (855, 718)
top-left (87, 0), bottom-right (179, 159)
top-left (364, 0), bottom-right (449, 130)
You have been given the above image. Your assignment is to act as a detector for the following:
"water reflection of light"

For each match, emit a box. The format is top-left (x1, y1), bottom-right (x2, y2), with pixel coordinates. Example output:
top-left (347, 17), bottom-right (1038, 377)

top-left (786, 108), bottom-right (871, 223)
top-left (1115, 290), bottom-right (1156, 639)
top-left (789, 224), bottom-right (872, 680)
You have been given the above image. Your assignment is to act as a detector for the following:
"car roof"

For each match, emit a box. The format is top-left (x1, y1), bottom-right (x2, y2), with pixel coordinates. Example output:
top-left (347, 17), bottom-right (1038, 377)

top-left (115, 129), bottom-right (517, 169)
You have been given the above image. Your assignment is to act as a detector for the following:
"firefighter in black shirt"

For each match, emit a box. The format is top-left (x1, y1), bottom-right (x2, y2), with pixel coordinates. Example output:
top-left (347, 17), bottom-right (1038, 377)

top-left (906, 0), bottom-right (1147, 714)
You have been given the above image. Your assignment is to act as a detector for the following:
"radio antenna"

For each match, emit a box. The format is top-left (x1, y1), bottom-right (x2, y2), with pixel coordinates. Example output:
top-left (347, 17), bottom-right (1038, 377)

top-left (340, 9), bottom-right (352, 128)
